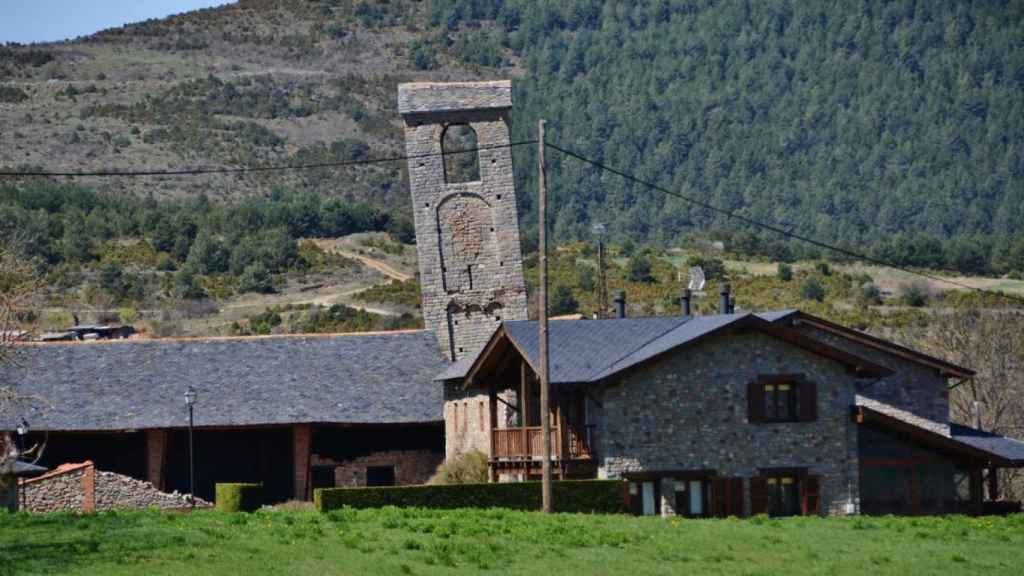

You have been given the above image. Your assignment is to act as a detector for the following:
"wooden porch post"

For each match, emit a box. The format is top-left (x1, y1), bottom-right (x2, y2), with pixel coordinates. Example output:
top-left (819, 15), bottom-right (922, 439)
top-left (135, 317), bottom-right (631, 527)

top-left (489, 387), bottom-right (498, 483)
top-left (146, 429), bottom-right (168, 491)
top-left (987, 466), bottom-right (999, 502)
top-left (293, 424), bottom-right (312, 501)
top-left (520, 361), bottom-right (528, 465)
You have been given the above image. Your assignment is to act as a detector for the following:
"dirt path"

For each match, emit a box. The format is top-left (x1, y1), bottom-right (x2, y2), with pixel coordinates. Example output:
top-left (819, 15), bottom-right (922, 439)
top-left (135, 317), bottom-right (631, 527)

top-left (333, 250), bottom-right (413, 282)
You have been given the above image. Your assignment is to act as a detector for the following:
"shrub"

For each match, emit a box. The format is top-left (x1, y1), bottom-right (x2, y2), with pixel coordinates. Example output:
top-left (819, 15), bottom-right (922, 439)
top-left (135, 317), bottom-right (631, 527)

top-left (777, 262), bottom-right (793, 282)
top-left (550, 285), bottom-right (580, 315)
top-left (237, 262), bottom-right (274, 294)
top-left (856, 282), bottom-right (882, 306)
top-left (686, 255), bottom-right (726, 280)
top-left (627, 253), bottom-right (654, 283)
top-left (428, 450), bottom-right (488, 485)
top-left (801, 277), bottom-right (826, 302)
top-left (315, 480), bottom-right (627, 514)
top-left (899, 282), bottom-right (930, 307)
top-left (215, 483), bottom-right (263, 512)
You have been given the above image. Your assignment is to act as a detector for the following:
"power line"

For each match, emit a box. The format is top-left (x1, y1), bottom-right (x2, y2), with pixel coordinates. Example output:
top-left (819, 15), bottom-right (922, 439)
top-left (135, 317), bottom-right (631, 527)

top-left (0, 141), bottom-right (537, 178)
top-left (546, 141), bottom-right (1024, 306)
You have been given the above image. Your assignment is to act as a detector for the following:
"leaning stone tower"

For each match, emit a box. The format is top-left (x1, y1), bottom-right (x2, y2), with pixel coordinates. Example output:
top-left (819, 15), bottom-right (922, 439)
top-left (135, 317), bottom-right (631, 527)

top-left (398, 81), bottom-right (528, 363)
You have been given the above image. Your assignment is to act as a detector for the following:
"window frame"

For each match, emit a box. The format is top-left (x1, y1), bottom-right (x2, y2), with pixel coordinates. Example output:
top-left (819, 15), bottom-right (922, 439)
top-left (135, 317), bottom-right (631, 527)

top-left (762, 379), bottom-right (798, 423)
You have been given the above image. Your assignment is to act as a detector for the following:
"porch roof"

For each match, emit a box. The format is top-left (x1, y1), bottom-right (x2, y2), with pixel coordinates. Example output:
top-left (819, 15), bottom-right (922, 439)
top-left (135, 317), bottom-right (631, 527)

top-left (442, 311), bottom-right (891, 386)
top-left (855, 395), bottom-right (1024, 466)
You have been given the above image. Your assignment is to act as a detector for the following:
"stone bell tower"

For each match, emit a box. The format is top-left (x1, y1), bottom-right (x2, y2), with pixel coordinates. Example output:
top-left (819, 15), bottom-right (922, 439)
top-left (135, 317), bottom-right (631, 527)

top-left (398, 80), bottom-right (528, 362)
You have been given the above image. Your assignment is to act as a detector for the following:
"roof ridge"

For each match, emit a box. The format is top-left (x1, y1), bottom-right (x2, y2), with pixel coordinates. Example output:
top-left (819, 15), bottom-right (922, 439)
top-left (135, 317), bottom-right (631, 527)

top-left (18, 329), bottom-right (429, 346)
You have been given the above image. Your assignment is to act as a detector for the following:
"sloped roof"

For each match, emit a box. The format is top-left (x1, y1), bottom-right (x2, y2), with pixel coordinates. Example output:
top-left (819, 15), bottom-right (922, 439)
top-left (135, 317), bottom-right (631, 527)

top-left (855, 395), bottom-right (1024, 466)
top-left (444, 311), bottom-right (888, 385)
top-left (1, 331), bottom-right (447, 432)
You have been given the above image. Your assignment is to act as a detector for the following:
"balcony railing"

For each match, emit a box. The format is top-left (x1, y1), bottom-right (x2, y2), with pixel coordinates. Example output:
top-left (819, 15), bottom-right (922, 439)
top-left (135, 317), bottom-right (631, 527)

top-left (491, 425), bottom-right (595, 460)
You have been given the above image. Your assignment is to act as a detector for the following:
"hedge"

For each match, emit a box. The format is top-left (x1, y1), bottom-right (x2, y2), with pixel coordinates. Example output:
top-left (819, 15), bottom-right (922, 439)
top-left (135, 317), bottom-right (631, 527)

top-left (314, 480), bottom-right (627, 514)
top-left (215, 483), bottom-right (263, 512)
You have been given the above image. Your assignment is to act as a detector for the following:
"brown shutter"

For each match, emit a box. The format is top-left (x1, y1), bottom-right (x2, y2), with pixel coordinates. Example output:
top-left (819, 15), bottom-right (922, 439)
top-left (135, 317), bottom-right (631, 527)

top-left (728, 478), bottom-right (744, 517)
top-left (799, 381), bottom-right (818, 422)
top-left (750, 477), bottom-right (769, 515)
top-left (802, 476), bottom-right (821, 516)
top-left (747, 381), bottom-right (764, 423)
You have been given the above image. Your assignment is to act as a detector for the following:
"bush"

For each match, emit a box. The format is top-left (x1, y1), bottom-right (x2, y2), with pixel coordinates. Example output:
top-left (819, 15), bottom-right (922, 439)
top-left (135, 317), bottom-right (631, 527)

top-left (801, 277), bottom-right (826, 302)
top-left (856, 282), bottom-right (883, 306)
top-left (550, 285), bottom-right (580, 315)
top-left (899, 282), bottom-right (930, 307)
top-left (777, 262), bottom-right (793, 282)
top-left (814, 261), bottom-right (832, 276)
top-left (215, 483), bottom-right (263, 512)
top-left (685, 255), bottom-right (726, 280)
top-left (627, 253), bottom-right (654, 283)
top-left (428, 450), bottom-right (488, 485)
top-left (315, 480), bottom-right (627, 514)
top-left (237, 262), bottom-right (274, 294)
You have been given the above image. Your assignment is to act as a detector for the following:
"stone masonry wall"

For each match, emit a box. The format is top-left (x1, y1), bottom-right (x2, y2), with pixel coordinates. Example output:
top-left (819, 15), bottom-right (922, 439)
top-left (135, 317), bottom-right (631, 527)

top-left (399, 81), bottom-right (529, 465)
top-left (20, 461), bottom-right (207, 512)
top-left (312, 450), bottom-right (442, 487)
top-left (792, 323), bottom-right (951, 424)
top-left (598, 331), bottom-right (863, 516)
top-left (20, 465), bottom-right (88, 513)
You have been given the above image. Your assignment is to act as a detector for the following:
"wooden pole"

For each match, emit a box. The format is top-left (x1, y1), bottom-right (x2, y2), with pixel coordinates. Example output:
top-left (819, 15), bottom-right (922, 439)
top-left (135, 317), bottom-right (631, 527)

top-left (538, 119), bottom-right (552, 513)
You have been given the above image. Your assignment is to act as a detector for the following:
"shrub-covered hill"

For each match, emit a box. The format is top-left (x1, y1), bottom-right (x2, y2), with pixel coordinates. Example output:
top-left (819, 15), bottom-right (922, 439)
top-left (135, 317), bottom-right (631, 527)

top-left (2, 1), bottom-right (1024, 277)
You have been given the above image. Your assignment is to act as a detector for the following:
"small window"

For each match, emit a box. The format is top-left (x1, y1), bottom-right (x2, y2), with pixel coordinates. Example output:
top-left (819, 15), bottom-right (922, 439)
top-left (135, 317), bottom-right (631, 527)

top-left (462, 401), bottom-right (468, 431)
top-left (442, 124), bottom-right (480, 183)
top-left (478, 400), bottom-right (485, 431)
top-left (764, 382), bottom-right (796, 422)
top-left (453, 403), bottom-right (459, 433)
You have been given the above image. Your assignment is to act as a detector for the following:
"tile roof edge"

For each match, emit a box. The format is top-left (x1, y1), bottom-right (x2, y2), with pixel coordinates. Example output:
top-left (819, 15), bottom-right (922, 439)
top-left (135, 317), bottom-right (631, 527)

top-left (15, 329), bottom-right (432, 347)
top-left (584, 315), bottom-right (697, 382)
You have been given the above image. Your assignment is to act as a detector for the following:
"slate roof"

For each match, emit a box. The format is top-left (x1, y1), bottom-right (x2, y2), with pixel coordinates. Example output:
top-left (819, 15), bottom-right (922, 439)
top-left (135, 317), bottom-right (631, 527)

top-left (0, 331), bottom-right (448, 432)
top-left (856, 395), bottom-right (1024, 466)
top-left (438, 310), bottom-right (874, 384)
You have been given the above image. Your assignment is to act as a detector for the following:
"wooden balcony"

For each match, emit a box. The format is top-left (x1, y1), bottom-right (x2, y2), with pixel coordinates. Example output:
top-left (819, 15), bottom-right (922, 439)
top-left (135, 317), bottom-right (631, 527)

top-left (491, 425), bottom-right (596, 461)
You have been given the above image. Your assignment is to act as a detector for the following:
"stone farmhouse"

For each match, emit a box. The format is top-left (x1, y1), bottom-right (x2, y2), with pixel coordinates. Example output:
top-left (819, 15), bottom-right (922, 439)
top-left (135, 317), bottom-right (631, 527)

top-left (4, 81), bottom-right (1023, 516)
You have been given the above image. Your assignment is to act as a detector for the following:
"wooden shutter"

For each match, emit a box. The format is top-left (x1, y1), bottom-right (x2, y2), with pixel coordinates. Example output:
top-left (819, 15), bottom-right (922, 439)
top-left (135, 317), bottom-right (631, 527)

top-left (799, 381), bottom-right (818, 422)
top-left (802, 475), bottom-right (821, 516)
top-left (728, 478), bottom-right (744, 517)
top-left (747, 381), bottom-right (764, 423)
top-left (711, 478), bottom-right (727, 518)
top-left (750, 477), bottom-right (769, 515)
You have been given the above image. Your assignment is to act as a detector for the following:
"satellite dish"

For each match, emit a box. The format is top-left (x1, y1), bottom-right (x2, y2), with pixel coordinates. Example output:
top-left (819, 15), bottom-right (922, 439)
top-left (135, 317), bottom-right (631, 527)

top-left (687, 266), bottom-right (706, 291)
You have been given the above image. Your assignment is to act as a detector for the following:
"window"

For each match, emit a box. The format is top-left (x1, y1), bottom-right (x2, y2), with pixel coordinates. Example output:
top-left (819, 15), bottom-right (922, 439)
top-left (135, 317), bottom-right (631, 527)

top-left (751, 471), bottom-right (820, 517)
top-left (748, 375), bottom-right (817, 423)
top-left (462, 401), bottom-right (468, 432)
top-left (453, 403), bottom-right (459, 433)
top-left (478, 400), bottom-right (485, 431)
top-left (442, 124), bottom-right (480, 183)
top-left (766, 475), bottom-right (801, 517)
top-left (366, 466), bottom-right (395, 487)
top-left (764, 382), bottom-right (796, 421)
top-left (674, 479), bottom-right (709, 518)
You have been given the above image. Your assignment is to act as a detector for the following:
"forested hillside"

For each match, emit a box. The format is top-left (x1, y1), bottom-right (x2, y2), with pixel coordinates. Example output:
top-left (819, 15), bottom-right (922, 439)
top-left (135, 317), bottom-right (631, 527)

top-left (2, 0), bottom-right (1024, 278)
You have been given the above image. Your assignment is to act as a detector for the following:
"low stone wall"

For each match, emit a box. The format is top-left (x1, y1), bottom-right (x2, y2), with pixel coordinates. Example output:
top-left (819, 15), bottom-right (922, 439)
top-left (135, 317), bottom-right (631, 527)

top-left (19, 461), bottom-right (209, 512)
top-left (94, 470), bottom-right (207, 510)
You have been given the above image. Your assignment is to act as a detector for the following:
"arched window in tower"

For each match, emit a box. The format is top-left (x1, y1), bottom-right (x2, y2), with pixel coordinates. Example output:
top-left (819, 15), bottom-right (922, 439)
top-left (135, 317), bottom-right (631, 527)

top-left (442, 123), bottom-right (481, 183)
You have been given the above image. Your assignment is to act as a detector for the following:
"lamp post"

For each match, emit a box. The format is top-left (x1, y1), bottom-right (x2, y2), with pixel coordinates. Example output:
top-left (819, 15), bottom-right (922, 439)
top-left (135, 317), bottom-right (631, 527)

top-left (184, 386), bottom-right (196, 508)
top-left (15, 419), bottom-right (28, 511)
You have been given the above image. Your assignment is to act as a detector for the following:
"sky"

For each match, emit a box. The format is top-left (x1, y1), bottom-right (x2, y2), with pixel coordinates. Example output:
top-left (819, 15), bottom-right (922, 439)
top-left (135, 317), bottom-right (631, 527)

top-left (0, 0), bottom-right (233, 44)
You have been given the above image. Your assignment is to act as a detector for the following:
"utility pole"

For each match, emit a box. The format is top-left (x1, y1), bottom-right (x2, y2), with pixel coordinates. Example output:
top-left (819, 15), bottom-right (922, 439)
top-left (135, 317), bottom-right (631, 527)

top-left (593, 223), bottom-right (608, 318)
top-left (537, 119), bottom-right (552, 513)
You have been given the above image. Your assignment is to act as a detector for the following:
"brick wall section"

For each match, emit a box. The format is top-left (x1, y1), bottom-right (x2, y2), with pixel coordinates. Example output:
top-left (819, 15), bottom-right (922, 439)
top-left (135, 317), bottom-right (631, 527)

top-left (399, 81), bottom-right (529, 464)
top-left (312, 450), bottom-right (442, 487)
top-left (146, 429), bottom-right (167, 491)
top-left (596, 331), bottom-right (862, 516)
top-left (20, 463), bottom-right (89, 513)
top-left (793, 324), bottom-right (950, 423)
top-left (442, 383), bottom-right (493, 460)
top-left (294, 424), bottom-right (311, 500)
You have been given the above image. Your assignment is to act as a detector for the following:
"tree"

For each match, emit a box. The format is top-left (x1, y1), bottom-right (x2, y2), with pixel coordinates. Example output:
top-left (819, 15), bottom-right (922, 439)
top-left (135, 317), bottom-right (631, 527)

top-left (800, 277), bottom-right (826, 302)
top-left (185, 232), bottom-right (229, 275)
top-left (237, 263), bottom-right (274, 294)
top-left (550, 286), bottom-right (579, 316)
top-left (627, 253), bottom-right (654, 283)
top-left (899, 282), bottom-right (929, 307)
top-left (777, 262), bottom-right (793, 282)
top-left (0, 245), bottom-right (47, 511)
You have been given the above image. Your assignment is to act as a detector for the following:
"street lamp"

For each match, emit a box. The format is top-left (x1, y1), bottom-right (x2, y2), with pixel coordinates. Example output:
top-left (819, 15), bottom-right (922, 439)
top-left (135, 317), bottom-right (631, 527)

top-left (15, 419), bottom-right (28, 452)
top-left (184, 386), bottom-right (197, 508)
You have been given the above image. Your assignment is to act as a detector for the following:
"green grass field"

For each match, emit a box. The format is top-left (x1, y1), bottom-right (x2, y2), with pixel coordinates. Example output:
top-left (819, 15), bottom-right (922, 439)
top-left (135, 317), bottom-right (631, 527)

top-left (2, 509), bottom-right (1022, 575)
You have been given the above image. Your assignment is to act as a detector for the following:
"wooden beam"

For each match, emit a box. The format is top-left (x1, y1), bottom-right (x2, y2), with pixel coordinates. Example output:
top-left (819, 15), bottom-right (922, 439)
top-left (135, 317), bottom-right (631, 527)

top-left (489, 387), bottom-right (498, 483)
top-left (520, 361), bottom-right (528, 462)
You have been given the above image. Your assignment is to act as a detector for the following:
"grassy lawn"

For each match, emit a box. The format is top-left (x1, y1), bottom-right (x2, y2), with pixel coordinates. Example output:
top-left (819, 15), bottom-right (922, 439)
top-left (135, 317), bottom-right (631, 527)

top-left (1, 509), bottom-right (1022, 576)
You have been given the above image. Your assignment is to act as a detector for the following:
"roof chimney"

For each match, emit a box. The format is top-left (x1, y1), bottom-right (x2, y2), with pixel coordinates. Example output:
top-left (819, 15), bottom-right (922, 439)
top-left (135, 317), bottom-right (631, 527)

top-left (614, 290), bottom-right (626, 319)
top-left (681, 288), bottom-right (692, 317)
top-left (719, 284), bottom-right (731, 315)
